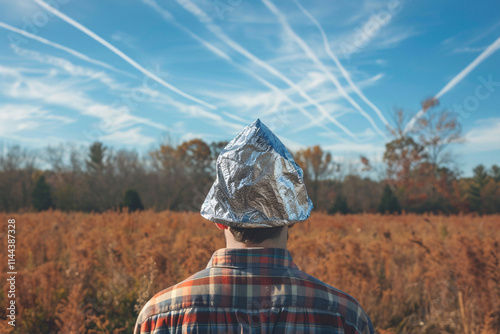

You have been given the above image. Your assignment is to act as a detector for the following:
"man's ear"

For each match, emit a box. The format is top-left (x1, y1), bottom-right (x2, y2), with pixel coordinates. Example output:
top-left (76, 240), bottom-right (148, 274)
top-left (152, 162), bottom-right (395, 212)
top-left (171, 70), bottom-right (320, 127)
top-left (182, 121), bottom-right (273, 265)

top-left (215, 223), bottom-right (228, 230)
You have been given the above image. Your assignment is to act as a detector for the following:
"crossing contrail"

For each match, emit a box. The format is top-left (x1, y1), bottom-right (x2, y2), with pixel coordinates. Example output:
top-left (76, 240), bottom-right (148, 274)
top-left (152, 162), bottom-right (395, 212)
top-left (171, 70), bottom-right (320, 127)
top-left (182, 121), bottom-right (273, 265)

top-left (142, 0), bottom-right (231, 61)
top-left (0, 21), bottom-right (132, 77)
top-left (174, 0), bottom-right (357, 139)
top-left (405, 36), bottom-right (500, 132)
top-left (142, 0), bottom-right (340, 137)
top-left (292, 0), bottom-right (391, 130)
top-left (32, 0), bottom-right (217, 110)
top-left (262, 0), bottom-right (385, 138)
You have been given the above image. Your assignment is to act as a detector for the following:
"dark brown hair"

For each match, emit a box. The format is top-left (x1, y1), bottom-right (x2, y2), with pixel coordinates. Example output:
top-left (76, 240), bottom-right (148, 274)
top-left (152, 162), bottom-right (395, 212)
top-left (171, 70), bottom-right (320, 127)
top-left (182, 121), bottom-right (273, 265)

top-left (229, 226), bottom-right (285, 244)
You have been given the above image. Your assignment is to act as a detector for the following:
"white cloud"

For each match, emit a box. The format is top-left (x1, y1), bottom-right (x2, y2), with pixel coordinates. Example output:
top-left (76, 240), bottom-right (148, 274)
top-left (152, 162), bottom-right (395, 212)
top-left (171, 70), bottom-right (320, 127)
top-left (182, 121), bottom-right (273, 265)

top-left (372, 28), bottom-right (417, 49)
top-left (464, 118), bottom-right (500, 153)
top-left (178, 131), bottom-right (223, 143)
top-left (146, 90), bottom-right (245, 132)
top-left (453, 46), bottom-right (488, 53)
top-left (0, 64), bottom-right (168, 140)
top-left (101, 127), bottom-right (156, 145)
top-left (111, 31), bottom-right (136, 49)
top-left (323, 141), bottom-right (385, 154)
top-left (222, 112), bottom-right (251, 124)
top-left (13, 46), bottom-right (127, 90)
top-left (0, 104), bottom-right (76, 136)
top-left (0, 1), bottom-right (45, 20)
top-left (279, 136), bottom-right (306, 152)
top-left (4, 73), bottom-right (90, 110)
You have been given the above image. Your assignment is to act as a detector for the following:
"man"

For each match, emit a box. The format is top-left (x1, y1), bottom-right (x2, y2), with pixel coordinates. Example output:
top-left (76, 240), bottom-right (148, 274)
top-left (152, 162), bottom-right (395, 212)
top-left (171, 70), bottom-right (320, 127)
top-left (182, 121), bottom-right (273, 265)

top-left (134, 119), bottom-right (374, 333)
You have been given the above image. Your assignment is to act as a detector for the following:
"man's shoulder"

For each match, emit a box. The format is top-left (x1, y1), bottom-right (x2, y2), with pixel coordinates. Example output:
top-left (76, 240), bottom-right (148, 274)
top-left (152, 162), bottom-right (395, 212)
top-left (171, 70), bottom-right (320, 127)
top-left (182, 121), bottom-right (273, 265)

top-left (136, 265), bottom-right (373, 333)
top-left (293, 268), bottom-right (373, 333)
top-left (294, 268), bottom-right (361, 305)
top-left (136, 268), bottom-right (211, 324)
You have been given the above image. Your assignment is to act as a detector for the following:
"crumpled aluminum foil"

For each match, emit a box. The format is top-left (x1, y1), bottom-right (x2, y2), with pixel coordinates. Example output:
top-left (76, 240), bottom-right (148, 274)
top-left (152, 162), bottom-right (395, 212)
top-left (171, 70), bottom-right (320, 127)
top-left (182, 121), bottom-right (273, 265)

top-left (200, 119), bottom-right (313, 227)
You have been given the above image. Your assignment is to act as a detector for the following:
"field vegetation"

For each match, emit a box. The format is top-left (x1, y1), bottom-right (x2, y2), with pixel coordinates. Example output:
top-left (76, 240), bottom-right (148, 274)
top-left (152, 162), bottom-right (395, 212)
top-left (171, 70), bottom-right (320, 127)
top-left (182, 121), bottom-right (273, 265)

top-left (1, 211), bottom-right (499, 333)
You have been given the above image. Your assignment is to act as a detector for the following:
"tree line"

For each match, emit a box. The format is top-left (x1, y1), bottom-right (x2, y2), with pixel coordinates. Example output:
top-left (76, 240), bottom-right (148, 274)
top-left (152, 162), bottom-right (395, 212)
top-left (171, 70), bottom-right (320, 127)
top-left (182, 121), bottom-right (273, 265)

top-left (1, 99), bottom-right (499, 214)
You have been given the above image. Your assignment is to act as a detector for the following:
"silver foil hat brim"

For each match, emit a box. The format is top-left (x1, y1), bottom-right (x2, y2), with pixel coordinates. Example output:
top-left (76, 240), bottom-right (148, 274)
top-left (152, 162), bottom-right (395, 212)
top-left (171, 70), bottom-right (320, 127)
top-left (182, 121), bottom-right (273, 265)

top-left (200, 119), bottom-right (313, 228)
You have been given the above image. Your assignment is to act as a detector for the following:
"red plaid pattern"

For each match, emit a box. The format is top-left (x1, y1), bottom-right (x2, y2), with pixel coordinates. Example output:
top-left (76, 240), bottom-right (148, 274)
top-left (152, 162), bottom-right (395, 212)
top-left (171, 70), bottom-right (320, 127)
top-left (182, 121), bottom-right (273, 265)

top-left (134, 248), bottom-right (374, 333)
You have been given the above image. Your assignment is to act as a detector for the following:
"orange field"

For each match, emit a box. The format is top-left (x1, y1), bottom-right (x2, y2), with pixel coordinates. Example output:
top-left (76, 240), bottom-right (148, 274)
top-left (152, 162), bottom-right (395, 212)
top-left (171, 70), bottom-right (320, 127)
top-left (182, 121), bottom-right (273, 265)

top-left (1, 211), bottom-right (499, 333)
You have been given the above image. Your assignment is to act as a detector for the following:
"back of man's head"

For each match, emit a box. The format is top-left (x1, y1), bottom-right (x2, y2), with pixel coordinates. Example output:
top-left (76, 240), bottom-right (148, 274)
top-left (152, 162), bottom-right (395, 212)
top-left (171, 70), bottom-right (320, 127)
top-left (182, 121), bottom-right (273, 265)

top-left (229, 226), bottom-right (285, 244)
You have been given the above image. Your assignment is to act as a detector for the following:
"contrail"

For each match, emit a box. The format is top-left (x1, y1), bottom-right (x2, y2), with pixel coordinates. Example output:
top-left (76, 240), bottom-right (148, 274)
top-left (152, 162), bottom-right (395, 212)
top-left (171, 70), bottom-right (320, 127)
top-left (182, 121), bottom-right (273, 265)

top-left (32, 0), bottom-right (216, 110)
top-left (405, 36), bottom-right (500, 132)
top-left (292, 0), bottom-right (391, 129)
top-left (142, 0), bottom-right (230, 61)
top-left (0, 21), bottom-right (133, 77)
top-left (262, 0), bottom-right (385, 138)
top-left (174, 0), bottom-right (357, 139)
top-left (234, 62), bottom-right (343, 137)
top-left (142, 0), bottom-right (342, 137)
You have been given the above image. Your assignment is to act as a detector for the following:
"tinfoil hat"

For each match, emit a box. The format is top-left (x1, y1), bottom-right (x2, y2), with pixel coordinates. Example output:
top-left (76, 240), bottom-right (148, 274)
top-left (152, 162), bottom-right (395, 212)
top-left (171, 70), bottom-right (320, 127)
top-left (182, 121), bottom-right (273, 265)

top-left (200, 119), bottom-right (313, 227)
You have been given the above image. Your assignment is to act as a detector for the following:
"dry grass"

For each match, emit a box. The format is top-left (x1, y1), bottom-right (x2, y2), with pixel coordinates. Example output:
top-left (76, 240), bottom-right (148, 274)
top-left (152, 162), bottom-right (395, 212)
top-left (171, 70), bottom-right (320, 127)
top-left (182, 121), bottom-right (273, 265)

top-left (1, 211), bottom-right (499, 333)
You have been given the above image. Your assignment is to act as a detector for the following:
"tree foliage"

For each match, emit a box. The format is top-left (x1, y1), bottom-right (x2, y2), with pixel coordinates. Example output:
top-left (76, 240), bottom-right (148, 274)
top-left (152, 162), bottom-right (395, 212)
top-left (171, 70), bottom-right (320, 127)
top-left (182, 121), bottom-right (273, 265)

top-left (0, 103), bottom-right (498, 214)
top-left (32, 175), bottom-right (52, 211)
top-left (123, 189), bottom-right (144, 212)
top-left (377, 184), bottom-right (401, 214)
top-left (382, 98), bottom-right (468, 213)
top-left (328, 194), bottom-right (350, 214)
top-left (294, 145), bottom-right (333, 206)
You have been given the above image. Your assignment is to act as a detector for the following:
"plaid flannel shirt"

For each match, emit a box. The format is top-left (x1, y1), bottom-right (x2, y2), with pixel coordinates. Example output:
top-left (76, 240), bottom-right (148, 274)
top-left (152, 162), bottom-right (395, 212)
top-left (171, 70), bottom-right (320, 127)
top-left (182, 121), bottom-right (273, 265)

top-left (134, 248), bottom-right (374, 333)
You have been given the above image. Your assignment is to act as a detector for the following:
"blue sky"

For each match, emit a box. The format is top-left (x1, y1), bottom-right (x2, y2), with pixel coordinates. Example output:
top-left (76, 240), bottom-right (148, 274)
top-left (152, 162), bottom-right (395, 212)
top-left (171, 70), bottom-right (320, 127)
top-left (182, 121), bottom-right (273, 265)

top-left (0, 0), bottom-right (499, 175)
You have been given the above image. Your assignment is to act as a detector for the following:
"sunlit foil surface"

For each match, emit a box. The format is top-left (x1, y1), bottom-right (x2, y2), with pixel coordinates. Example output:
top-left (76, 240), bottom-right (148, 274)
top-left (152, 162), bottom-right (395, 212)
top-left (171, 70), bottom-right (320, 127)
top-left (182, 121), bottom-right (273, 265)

top-left (201, 119), bottom-right (313, 227)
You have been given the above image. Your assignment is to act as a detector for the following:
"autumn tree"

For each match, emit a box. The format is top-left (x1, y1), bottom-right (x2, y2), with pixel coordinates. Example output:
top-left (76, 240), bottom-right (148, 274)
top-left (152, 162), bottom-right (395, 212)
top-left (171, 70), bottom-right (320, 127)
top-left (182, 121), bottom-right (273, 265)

top-left (0, 144), bottom-right (37, 212)
top-left (413, 98), bottom-right (463, 173)
top-left (45, 143), bottom-right (86, 211)
top-left (342, 174), bottom-right (383, 213)
top-left (150, 139), bottom-right (214, 211)
top-left (209, 141), bottom-right (229, 164)
top-left (383, 98), bottom-right (464, 212)
top-left (383, 109), bottom-right (427, 209)
top-left (384, 109), bottom-right (427, 183)
top-left (294, 145), bottom-right (333, 206)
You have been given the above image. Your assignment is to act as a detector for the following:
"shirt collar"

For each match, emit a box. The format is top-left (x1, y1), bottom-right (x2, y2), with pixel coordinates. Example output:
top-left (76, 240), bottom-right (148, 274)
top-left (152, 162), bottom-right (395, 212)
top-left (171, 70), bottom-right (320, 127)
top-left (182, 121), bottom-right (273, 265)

top-left (206, 247), bottom-right (298, 269)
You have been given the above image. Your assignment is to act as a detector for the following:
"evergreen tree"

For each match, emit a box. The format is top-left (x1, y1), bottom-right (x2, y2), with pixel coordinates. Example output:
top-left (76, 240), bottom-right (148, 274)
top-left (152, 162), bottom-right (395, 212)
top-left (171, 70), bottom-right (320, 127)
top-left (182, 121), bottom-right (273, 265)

top-left (468, 164), bottom-right (488, 213)
top-left (378, 184), bottom-right (401, 214)
top-left (490, 165), bottom-right (500, 182)
top-left (123, 189), bottom-right (144, 212)
top-left (86, 142), bottom-right (106, 173)
top-left (32, 175), bottom-right (52, 211)
top-left (328, 194), bottom-right (350, 214)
